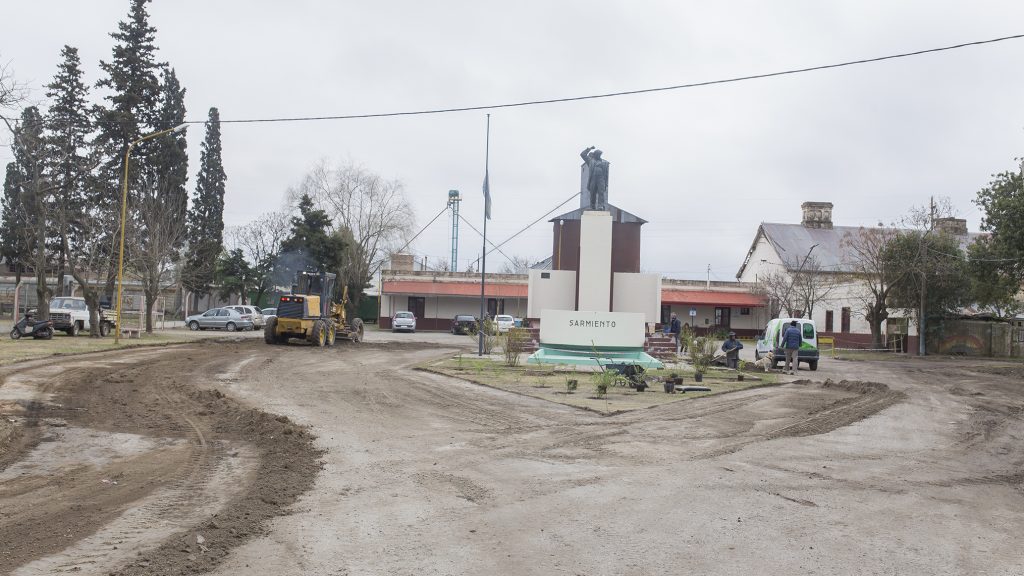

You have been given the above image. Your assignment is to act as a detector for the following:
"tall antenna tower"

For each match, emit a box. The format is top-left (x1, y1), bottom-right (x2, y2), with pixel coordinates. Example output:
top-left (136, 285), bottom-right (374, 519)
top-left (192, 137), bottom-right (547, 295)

top-left (447, 190), bottom-right (461, 272)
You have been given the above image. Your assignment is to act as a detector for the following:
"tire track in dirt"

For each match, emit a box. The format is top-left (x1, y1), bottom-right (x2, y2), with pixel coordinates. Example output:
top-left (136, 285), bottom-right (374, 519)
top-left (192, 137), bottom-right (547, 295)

top-left (0, 343), bottom-right (323, 576)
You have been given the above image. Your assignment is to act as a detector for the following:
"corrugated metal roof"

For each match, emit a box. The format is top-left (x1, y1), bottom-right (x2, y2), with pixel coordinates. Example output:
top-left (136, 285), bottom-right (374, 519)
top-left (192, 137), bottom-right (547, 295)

top-left (759, 223), bottom-right (985, 273)
top-left (761, 223), bottom-right (864, 271)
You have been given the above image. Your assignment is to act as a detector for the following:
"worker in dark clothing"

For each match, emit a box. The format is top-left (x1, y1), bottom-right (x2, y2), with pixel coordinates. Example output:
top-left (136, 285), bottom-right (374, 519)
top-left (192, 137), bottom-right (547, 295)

top-left (782, 320), bottom-right (803, 374)
top-left (721, 331), bottom-right (743, 369)
top-left (668, 313), bottom-right (682, 354)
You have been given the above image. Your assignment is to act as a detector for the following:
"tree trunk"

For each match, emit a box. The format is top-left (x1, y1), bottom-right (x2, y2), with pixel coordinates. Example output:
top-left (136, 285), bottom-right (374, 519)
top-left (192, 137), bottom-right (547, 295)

top-left (35, 268), bottom-right (50, 320)
top-left (918, 275), bottom-right (927, 356)
top-left (145, 291), bottom-right (156, 333)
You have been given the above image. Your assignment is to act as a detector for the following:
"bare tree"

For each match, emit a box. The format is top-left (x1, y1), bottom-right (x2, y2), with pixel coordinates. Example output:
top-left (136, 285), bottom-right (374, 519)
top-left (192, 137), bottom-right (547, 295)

top-left (791, 255), bottom-right (842, 320)
top-left (62, 197), bottom-right (117, 336)
top-left (131, 172), bottom-right (188, 333)
top-left (755, 250), bottom-right (839, 319)
top-left (499, 255), bottom-right (534, 275)
top-left (228, 211), bottom-right (289, 307)
top-left (291, 159), bottom-right (415, 311)
top-left (841, 226), bottom-right (904, 349)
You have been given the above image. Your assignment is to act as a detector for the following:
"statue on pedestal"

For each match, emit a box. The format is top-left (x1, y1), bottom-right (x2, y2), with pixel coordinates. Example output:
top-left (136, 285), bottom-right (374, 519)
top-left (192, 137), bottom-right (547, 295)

top-left (580, 146), bottom-right (609, 210)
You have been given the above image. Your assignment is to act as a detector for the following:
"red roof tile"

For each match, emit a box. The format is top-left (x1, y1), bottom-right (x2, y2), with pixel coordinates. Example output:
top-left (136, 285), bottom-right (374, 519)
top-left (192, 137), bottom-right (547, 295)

top-left (383, 280), bottom-right (528, 298)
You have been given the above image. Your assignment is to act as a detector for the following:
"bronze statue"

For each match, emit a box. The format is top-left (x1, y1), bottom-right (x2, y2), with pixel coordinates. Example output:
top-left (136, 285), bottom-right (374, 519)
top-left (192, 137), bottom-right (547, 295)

top-left (580, 146), bottom-right (609, 210)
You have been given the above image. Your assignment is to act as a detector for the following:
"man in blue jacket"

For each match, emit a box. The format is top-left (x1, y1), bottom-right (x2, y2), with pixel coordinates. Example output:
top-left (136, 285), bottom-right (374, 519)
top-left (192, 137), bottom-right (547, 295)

top-left (721, 332), bottom-right (743, 369)
top-left (782, 320), bottom-right (802, 374)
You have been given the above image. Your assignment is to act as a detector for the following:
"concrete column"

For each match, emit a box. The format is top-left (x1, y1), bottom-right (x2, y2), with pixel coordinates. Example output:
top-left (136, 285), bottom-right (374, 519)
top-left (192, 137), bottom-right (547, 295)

top-left (578, 211), bottom-right (612, 312)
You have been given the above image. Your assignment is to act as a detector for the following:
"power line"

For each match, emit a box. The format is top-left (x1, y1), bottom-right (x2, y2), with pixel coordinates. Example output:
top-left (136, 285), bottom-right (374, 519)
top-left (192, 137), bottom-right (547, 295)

top-left (457, 213), bottom-right (517, 267)
top-left (488, 191), bottom-right (581, 256)
top-left (183, 33), bottom-right (1024, 125)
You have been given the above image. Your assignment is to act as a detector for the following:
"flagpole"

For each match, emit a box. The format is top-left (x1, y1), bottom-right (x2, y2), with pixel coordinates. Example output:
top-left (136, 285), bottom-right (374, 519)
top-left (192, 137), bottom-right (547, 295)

top-left (479, 114), bottom-right (490, 356)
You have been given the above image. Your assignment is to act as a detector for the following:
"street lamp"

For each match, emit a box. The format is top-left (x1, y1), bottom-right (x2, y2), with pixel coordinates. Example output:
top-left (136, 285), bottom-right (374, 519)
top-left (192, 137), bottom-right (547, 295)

top-left (114, 123), bottom-right (189, 344)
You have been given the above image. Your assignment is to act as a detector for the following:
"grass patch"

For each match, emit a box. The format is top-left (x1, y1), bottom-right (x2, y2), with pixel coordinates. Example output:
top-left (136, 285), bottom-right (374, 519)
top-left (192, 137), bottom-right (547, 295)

top-left (0, 331), bottom-right (196, 366)
top-left (421, 356), bottom-right (779, 414)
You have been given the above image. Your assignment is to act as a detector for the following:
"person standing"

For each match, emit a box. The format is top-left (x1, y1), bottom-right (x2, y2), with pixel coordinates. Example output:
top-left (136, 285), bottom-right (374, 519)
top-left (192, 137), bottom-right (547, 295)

top-left (721, 332), bottom-right (743, 370)
top-left (782, 320), bottom-right (803, 374)
top-left (669, 312), bottom-right (682, 354)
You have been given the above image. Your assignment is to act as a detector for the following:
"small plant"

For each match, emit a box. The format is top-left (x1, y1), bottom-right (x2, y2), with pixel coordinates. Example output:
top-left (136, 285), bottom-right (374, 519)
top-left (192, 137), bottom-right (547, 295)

top-left (688, 336), bottom-right (717, 376)
top-left (592, 369), bottom-right (616, 397)
top-left (466, 318), bottom-right (497, 354)
top-left (565, 378), bottom-right (578, 393)
top-left (502, 327), bottom-right (529, 367)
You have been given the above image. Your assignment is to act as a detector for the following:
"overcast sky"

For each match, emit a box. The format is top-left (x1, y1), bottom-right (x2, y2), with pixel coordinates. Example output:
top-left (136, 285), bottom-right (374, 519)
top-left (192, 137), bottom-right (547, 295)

top-left (3, 1), bottom-right (1023, 280)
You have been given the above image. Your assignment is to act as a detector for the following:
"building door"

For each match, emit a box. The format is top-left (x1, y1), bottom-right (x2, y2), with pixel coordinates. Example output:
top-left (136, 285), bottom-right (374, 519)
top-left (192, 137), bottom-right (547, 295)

top-left (714, 307), bottom-right (731, 329)
top-left (841, 307), bottom-right (851, 333)
top-left (660, 304), bottom-right (671, 325)
top-left (408, 296), bottom-right (426, 320)
top-left (825, 310), bottom-right (834, 332)
top-left (486, 298), bottom-right (500, 318)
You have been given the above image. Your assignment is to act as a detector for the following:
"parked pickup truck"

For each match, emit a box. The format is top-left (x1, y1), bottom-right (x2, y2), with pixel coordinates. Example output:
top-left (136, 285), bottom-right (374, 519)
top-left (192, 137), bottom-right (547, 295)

top-left (48, 296), bottom-right (117, 336)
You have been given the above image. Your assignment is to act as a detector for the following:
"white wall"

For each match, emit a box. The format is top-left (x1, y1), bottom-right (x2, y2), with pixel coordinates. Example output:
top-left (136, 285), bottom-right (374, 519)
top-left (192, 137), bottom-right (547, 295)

top-left (578, 211), bottom-right (612, 312)
top-left (381, 294), bottom-right (527, 320)
top-left (737, 232), bottom-right (784, 283)
top-left (612, 272), bottom-right (661, 323)
top-left (527, 269), bottom-right (576, 317)
top-left (664, 304), bottom-right (766, 332)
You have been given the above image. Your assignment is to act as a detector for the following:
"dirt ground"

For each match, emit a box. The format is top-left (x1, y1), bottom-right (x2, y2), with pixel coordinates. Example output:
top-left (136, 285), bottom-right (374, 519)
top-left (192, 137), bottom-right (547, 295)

top-left (1, 336), bottom-right (1023, 575)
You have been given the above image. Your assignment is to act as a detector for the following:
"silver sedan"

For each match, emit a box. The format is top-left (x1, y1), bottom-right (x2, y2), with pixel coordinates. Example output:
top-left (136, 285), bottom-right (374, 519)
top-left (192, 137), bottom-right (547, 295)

top-left (185, 308), bottom-right (254, 332)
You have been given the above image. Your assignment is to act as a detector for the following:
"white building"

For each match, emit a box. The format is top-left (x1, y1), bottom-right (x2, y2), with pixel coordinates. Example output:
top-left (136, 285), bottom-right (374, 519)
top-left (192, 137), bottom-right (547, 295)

top-left (736, 201), bottom-right (935, 351)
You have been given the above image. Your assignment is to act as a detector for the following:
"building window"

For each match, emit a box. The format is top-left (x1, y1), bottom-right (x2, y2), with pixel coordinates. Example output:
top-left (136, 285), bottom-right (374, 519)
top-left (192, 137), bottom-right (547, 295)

top-left (825, 310), bottom-right (834, 332)
top-left (841, 307), bottom-right (851, 333)
top-left (541, 272), bottom-right (550, 279)
top-left (714, 307), bottom-right (731, 328)
top-left (407, 297), bottom-right (425, 320)
top-left (739, 307), bottom-right (750, 316)
top-left (660, 304), bottom-right (671, 325)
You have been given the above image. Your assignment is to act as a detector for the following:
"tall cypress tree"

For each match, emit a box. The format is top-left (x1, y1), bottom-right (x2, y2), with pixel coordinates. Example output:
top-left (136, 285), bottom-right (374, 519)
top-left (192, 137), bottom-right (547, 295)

top-left (0, 163), bottom-right (28, 285)
top-left (45, 45), bottom-right (94, 296)
top-left (134, 67), bottom-right (189, 331)
top-left (9, 107), bottom-right (54, 317)
top-left (183, 107), bottom-right (226, 305)
top-left (95, 0), bottom-right (164, 299)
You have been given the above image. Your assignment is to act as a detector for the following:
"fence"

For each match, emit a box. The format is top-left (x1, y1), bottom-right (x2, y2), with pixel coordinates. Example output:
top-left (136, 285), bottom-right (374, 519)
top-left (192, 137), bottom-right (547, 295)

top-left (927, 319), bottom-right (1018, 358)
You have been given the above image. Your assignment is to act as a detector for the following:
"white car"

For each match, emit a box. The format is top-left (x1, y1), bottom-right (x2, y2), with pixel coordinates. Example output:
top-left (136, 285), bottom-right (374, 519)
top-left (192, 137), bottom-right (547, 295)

top-left (227, 305), bottom-right (264, 329)
top-left (392, 311), bottom-right (416, 333)
top-left (494, 314), bottom-right (515, 333)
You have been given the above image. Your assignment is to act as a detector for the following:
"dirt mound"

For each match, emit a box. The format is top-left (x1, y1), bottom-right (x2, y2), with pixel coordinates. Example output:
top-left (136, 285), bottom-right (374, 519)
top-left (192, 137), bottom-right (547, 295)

top-left (820, 378), bottom-right (893, 395)
top-left (967, 365), bottom-right (1024, 380)
top-left (0, 344), bottom-right (323, 576)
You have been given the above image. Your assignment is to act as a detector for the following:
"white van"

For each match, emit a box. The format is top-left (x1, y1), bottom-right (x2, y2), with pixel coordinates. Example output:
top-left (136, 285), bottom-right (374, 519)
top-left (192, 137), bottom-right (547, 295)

top-left (754, 317), bottom-right (820, 371)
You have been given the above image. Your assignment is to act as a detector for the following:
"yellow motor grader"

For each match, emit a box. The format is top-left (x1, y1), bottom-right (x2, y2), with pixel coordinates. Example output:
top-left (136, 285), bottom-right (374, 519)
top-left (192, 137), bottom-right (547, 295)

top-left (264, 271), bottom-right (365, 346)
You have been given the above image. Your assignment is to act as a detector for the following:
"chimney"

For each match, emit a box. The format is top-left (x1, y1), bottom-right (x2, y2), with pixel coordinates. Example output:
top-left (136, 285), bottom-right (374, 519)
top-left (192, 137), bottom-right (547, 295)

top-left (389, 253), bottom-right (414, 272)
top-left (801, 201), bottom-right (833, 229)
top-left (934, 217), bottom-right (968, 236)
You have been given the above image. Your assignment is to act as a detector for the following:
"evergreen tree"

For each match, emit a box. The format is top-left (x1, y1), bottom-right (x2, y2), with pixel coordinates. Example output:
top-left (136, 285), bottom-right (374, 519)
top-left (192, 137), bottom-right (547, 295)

top-left (215, 248), bottom-right (253, 303)
top-left (278, 193), bottom-right (346, 283)
top-left (975, 165), bottom-right (1024, 284)
top-left (94, 0), bottom-right (165, 299)
top-left (9, 107), bottom-right (54, 317)
top-left (96, 0), bottom-right (162, 150)
top-left (0, 163), bottom-right (28, 285)
top-left (45, 45), bottom-right (94, 296)
top-left (183, 107), bottom-right (226, 304)
top-left (133, 68), bottom-right (189, 331)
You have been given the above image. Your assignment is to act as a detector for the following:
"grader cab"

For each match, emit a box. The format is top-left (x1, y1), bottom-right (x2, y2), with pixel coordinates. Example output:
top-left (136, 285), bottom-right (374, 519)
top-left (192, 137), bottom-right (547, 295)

top-left (264, 271), bottom-right (365, 346)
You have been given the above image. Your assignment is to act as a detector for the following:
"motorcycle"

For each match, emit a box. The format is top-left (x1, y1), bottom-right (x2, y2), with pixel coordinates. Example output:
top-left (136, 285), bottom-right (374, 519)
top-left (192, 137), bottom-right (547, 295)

top-left (10, 312), bottom-right (54, 340)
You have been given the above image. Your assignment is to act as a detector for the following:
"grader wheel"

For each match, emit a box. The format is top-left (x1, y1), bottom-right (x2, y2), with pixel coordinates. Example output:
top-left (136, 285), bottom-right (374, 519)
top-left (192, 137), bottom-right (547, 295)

top-left (325, 320), bottom-right (337, 346)
top-left (311, 319), bottom-right (327, 347)
top-left (264, 317), bottom-right (279, 344)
